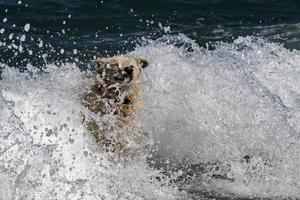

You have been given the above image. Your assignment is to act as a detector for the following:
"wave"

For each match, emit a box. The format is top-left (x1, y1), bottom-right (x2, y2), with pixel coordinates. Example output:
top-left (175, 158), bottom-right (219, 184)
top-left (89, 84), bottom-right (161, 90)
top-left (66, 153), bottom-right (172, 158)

top-left (0, 63), bottom-right (183, 199)
top-left (135, 35), bottom-right (300, 198)
top-left (1, 34), bottom-right (300, 199)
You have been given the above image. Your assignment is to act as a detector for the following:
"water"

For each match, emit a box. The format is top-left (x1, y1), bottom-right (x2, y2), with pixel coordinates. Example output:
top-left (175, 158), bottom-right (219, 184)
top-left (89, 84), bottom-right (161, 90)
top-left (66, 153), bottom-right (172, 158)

top-left (1, 1), bottom-right (300, 199)
top-left (138, 35), bottom-right (300, 198)
top-left (1, 0), bottom-right (300, 67)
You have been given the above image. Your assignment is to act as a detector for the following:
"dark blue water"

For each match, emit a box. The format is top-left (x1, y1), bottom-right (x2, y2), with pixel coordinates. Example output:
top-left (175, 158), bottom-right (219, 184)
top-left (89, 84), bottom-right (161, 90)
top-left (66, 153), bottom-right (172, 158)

top-left (1, 0), bottom-right (300, 67)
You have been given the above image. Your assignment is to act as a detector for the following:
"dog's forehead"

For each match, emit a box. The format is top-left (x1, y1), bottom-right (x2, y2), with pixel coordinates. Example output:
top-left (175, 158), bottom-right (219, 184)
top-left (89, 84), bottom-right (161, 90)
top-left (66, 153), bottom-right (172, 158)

top-left (101, 57), bottom-right (131, 69)
top-left (116, 57), bottom-right (131, 67)
top-left (95, 56), bottom-right (145, 73)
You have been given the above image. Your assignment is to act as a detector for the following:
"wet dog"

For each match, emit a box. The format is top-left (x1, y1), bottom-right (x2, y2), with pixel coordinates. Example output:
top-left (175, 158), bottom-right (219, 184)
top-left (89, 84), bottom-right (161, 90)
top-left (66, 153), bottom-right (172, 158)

top-left (82, 56), bottom-right (150, 159)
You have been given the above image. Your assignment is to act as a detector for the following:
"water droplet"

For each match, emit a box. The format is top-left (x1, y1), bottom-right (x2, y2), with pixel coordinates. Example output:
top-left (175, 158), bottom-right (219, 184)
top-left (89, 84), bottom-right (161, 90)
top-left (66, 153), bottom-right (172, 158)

top-left (18, 45), bottom-right (23, 52)
top-left (38, 40), bottom-right (43, 48)
top-left (24, 23), bottom-right (30, 32)
top-left (20, 35), bottom-right (26, 42)
top-left (158, 22), bottom-right (163, 29)
top-left (8, 33), bottom-right (13, 40)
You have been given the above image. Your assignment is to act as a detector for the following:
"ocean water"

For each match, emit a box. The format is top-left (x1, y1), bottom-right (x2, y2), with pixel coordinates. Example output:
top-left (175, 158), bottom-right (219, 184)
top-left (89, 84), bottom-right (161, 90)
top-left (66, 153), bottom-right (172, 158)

top-left (1, 1), bottom-right (300, 199)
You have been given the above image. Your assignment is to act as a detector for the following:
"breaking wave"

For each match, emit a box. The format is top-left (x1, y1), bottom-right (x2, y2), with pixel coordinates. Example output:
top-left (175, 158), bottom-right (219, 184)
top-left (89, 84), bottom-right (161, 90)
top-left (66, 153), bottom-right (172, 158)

top-left (1, 34), bottom-right (300, 199)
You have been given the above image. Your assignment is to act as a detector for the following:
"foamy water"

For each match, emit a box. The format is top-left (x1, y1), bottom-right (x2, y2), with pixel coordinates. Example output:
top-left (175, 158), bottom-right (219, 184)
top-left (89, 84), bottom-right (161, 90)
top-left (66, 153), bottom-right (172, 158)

top-left (1, 35), bottom-right (300, 199)
top-left (0, 62), bottom-right (183, 199)
top-left (137, 35), bottom-right (300, 198)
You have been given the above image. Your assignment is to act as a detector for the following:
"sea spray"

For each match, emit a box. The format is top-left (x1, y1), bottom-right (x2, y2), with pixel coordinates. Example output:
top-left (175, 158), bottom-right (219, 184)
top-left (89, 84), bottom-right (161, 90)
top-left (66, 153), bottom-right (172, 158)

top-left (0, 63), bottom-right (182, 200)
top-left (136, 35), bottom-right (300, 198)
top-left (1, 34), bottom-right (300, 199)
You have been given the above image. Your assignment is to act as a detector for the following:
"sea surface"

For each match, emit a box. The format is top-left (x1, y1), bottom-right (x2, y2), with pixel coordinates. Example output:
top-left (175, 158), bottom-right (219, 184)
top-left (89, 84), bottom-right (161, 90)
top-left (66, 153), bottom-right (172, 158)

top-left (1, 0), bottom-right (300, 199)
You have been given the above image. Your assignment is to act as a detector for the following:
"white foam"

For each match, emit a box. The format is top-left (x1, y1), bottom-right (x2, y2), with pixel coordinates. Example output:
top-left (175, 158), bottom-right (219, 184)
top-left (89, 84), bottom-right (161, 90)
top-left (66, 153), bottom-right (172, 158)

top-left (2, 34), bottom-right (300, 198)
top-left (0, 63), bottom-right (182, 199)
top-left (133, 35), bottom-right (300, 198)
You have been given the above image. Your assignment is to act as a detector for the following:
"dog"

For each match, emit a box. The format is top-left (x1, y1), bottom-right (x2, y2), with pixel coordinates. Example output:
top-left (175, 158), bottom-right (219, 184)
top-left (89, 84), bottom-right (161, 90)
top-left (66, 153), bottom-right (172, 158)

top-left (82, 56), bottom-right (150, 159)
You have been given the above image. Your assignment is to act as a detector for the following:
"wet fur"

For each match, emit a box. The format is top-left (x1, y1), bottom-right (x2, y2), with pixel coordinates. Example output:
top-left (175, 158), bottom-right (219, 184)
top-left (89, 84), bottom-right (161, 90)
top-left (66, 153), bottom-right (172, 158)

top-left (82, 56), bottom-right (149, 157)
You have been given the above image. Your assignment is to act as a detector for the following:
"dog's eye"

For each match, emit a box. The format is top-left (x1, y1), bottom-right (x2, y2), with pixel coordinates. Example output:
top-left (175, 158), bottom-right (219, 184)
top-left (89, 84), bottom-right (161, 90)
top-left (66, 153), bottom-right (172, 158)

top-left (124, 66), bottom-right (134, 78)
top-left (123, 97), bottom-right (132, 104)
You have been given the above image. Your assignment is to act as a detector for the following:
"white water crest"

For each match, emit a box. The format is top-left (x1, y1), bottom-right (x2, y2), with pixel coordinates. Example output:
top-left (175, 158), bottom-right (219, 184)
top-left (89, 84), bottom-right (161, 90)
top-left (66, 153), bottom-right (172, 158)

top-left (135, 35), bottom-right (300, 198)
top-left (1, 34), bottom-right (300, 199)
top-left (0, 63), bottom-right (182, 199)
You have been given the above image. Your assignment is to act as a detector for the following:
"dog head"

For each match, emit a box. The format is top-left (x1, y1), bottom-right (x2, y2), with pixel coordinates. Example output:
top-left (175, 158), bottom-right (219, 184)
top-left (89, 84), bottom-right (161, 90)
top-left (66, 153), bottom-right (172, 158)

top-left (92, 56), bottom-right (149, 87)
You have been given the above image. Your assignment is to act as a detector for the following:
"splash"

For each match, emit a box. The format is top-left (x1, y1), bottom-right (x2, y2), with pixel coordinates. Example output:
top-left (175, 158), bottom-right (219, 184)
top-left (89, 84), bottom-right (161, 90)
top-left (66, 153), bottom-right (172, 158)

top-left (0, 63), bottom-right (183, 199)
top-left (1, 34), bottom-right (300, 199)
top-left (134, 34), bottom-right (300, 198)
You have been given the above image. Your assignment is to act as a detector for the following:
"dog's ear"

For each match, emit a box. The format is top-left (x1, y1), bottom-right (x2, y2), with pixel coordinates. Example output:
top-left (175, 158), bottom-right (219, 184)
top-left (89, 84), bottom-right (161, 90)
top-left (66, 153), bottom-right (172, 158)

top-left (140, 58), bottom-right (149, 68)
top-left (134, 58), bottom-right (149, 68)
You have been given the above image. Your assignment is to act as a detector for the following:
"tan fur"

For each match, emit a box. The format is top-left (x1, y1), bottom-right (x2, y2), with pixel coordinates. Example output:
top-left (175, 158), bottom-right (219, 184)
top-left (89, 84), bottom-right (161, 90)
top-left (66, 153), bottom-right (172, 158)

top-left (82, 56), bottom-right (149, 157)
